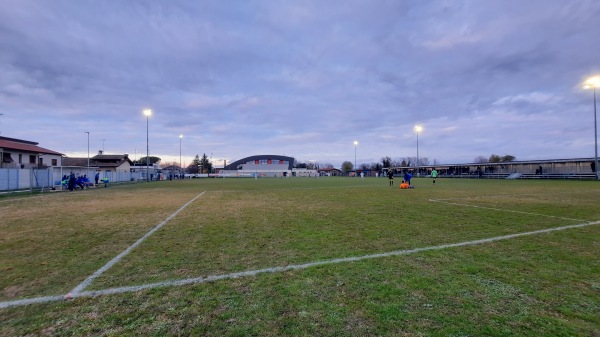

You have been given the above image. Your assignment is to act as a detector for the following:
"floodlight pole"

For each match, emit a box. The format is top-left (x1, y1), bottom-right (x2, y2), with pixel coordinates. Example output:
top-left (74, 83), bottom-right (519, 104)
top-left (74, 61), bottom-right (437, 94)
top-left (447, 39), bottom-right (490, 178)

top-left (414, 125), bottom-right (422, 177)
top-left (594, 86), bottom-right (599, 180)
top-left (353, 140), bottom-right (358, 177)
top-left (179, 134), bottom-right (183, 176)
top-left (143, 109), bottom-right (152, 182)
top-left (584, 79), bottom-right (600, 181)
top-left (416, 130), bottom-right (419, 176)
top-left (85, 131), bottom-right (89, 174)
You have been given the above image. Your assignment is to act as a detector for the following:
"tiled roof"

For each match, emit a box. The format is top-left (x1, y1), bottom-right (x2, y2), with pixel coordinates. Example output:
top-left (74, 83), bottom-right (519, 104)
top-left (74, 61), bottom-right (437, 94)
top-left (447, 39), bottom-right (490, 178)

top-left (62, 158), bottom-right (89, 166)
top-left (0, 136), bottom-right (63, 156)
top-left (63, 155), bottom-right (132, 168)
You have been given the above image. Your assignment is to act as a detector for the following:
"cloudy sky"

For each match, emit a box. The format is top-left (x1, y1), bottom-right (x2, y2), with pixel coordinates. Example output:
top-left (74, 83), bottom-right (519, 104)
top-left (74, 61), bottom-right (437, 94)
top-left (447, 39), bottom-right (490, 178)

top-left (0, 0), bottom-right (599, 168)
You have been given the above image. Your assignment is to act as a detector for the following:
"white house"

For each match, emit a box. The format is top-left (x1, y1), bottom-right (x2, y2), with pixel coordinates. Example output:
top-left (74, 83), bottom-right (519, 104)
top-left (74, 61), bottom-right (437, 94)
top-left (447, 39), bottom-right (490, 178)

top-left (0, 136), bottom-right (63, 169)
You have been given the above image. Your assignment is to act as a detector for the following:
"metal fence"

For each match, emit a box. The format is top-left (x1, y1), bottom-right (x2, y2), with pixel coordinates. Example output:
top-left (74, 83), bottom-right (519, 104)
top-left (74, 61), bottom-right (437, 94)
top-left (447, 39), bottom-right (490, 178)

top-left (0, 168), bottom-right (144, 192)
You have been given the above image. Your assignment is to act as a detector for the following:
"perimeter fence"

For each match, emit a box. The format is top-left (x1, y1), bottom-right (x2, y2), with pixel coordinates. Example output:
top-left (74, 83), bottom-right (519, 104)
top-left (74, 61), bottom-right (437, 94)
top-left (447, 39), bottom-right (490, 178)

top-left (0, 168), bottom-right (143, 192)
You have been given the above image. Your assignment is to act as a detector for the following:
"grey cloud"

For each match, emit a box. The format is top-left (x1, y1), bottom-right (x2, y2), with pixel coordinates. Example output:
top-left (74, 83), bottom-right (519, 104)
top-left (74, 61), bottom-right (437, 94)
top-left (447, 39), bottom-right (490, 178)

top-left (0, 0), bottom-right (599, 167)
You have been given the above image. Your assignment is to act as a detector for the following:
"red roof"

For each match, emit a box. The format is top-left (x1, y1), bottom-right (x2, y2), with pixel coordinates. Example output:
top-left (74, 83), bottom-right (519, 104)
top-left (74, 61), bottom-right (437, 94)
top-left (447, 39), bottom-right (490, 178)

top-left (0, 137), bottom-right (63, 156)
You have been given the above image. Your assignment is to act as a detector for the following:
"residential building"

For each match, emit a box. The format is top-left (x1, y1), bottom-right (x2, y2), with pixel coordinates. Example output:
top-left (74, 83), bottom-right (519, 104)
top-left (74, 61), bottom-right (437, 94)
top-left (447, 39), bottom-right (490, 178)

top-left (0, 136), bottom-right (63, 169)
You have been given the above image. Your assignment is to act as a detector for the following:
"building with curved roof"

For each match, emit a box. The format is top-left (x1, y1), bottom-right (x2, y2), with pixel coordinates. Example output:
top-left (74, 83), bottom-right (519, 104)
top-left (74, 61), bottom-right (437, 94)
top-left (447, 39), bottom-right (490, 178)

top-left (221, 155), bottom-right (295, 177)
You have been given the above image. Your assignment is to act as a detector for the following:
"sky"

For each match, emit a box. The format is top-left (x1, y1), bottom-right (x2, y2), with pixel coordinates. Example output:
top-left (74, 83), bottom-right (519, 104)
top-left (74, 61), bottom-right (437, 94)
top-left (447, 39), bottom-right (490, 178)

top-left (0, 0), bottom-right (599, 169)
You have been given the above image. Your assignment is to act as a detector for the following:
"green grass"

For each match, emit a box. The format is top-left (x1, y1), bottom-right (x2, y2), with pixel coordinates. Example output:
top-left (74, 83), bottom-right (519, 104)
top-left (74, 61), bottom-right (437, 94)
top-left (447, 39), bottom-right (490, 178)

top-left (1, 177), bottom-right (599, 336)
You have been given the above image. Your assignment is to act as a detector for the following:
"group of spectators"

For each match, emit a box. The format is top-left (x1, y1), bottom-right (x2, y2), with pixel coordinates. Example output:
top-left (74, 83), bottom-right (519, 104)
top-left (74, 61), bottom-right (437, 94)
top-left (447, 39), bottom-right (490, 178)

top-left (62, 172), bottom-right (106, 191)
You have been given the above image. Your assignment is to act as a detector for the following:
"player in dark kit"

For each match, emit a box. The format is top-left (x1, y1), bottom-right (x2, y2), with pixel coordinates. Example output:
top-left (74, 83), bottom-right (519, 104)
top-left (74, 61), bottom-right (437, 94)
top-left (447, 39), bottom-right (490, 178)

top-left (387, 170), bottom-right (394, 186)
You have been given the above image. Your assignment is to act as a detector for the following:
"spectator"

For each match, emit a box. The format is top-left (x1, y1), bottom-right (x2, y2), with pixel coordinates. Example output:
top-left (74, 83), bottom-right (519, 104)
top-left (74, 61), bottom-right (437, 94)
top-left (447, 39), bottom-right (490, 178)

top-left (75, 175), bottom-right (85, 189)
top-left (68, 172), bottom-right (76, 191)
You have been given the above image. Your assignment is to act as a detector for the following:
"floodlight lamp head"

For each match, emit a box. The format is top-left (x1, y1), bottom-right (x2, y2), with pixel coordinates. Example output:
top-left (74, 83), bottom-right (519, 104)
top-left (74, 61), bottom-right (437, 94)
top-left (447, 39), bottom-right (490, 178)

top-left (143, 109), bottom-right (152, 116)
top-left (584, 77), bottom-right (600, 89)
top-left (353, 140), bottom-right (358, 145)
top-left (414, 125), bottom-right (423, 132)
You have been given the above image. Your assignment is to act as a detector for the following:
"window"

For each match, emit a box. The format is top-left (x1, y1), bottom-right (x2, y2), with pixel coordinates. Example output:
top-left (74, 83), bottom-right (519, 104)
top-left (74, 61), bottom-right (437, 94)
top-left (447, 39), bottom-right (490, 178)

top-left (29, 155), bottom-right (36, 164)
top-left (2, 152), bottom-right (13, 163)
top-left (52, 159), bottom-right (57, 166)
top-left (19, 154), bottom-right (22, 163)
top-left (38, 158), bottom-right (44, 166)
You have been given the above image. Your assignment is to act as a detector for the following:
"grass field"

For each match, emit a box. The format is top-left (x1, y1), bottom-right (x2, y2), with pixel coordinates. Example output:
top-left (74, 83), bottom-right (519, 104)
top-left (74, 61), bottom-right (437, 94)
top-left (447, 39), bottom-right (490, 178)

top-left (1, 177), bottom-right (599, 336)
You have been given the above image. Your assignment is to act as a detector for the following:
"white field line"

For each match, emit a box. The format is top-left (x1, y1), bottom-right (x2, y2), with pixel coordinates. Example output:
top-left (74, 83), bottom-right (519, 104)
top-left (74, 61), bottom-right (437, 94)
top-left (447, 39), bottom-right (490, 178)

top-left (0, 295), bottom-right (65, 309)
top-left (2, 219), bottom-right (598, 309)
top-left (429, 198), bottom-right (586, 222)
top-left (211, 184), bottom-right (377, 193)
top-left (429, 193), bottom-right (541, 202)
top-left (68, 191), bottom-right (206, 295)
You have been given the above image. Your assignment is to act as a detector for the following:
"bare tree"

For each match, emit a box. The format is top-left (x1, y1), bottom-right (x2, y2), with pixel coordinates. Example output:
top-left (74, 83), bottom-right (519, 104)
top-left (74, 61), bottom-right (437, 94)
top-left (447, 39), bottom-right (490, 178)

top-left (161, 161), bottom-right (183, 169)
top-left (474, 156), bottom-right (488, 163)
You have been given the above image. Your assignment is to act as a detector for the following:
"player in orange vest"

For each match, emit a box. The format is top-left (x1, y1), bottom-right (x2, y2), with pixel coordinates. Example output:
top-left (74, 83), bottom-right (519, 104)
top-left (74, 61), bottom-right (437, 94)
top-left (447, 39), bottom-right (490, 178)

top-left (400, 180), bottom-right (409, 189)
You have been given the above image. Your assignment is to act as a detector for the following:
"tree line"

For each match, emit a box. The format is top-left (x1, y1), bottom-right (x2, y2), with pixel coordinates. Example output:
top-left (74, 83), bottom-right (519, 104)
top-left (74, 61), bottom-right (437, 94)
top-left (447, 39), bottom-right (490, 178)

top-left (136, 153), bottom-right (214, 174)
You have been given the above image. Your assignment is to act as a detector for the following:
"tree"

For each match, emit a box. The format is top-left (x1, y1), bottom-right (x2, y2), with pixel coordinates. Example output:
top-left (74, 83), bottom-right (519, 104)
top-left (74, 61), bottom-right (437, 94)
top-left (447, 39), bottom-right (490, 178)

top-left (488, 154), bottom-right (501, 163)
top-left (199, 153), bottom-right (212, 173)
top-left (320, 162), bottom-right (334, 169)
top-left (381, 156), bottom-right (392, 168)
top-left (159, 161), bottom-right (179, 169)
top-left (341, 161), bottom-right (353, 175)
top-left (501, 155), bottom-right (515, 162)
top-left (187, 155), bottom-right (201, 174)
top-left (135, 156), bottom-right (161, 166)
top-left (306, 162), bottom-right (316, 170)
top-left (474, 156), bottom-right (488, 164)
top-left (489, 154), bottom-right (515, 163)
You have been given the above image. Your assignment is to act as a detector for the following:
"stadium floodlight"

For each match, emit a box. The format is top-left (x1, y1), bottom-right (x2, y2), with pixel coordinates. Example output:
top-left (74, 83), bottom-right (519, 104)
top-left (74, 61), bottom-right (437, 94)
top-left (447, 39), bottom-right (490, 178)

top-left (85, 131), bottom-right (89, 174)
top-left (353, 140), bottom-right (358, 177)
top-left (179, 134), bottom-right (183, 176)
top-left (414, 125), bottom-right (422, 176)
top-left (583, 77), bottom-right (599, 180)
top-left (143, 109), bottom-right (152, 182)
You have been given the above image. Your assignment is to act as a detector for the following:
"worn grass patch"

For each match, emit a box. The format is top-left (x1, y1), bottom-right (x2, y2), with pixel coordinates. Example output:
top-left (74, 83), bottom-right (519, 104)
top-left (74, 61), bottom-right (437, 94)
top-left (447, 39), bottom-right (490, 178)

top-left (1, 177), bottom-right (599, 336)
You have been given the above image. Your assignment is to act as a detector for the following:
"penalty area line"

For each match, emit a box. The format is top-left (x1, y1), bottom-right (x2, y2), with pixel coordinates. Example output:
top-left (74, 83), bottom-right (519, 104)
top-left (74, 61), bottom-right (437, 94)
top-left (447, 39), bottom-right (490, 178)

top-left (429, 198), bottom-right (586, 222)
top-left (2, 219), bottom-right (597, 309)
top-left (68, 191), bottom-right (206, 296)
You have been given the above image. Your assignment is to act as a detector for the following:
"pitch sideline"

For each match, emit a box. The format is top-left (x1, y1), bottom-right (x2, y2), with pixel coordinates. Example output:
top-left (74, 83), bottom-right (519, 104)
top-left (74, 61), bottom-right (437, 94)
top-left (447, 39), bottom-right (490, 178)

top-left (68, 191), bottom-right (206, 295)
top-left (1, 219), bottom-right (598, 309)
